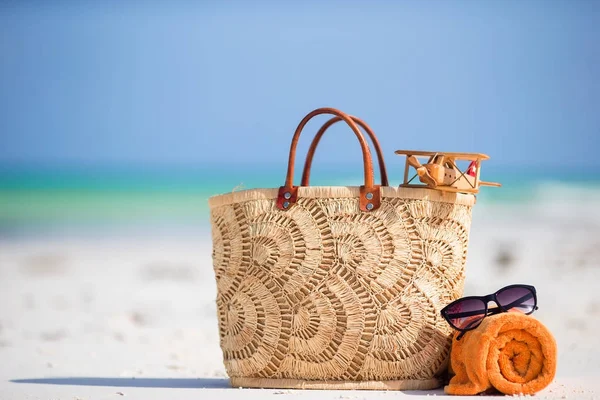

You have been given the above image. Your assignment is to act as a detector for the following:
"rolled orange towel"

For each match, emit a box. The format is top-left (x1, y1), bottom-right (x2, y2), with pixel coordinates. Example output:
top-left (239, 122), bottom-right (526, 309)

top-left (445, 312), bottom-right (557, 396)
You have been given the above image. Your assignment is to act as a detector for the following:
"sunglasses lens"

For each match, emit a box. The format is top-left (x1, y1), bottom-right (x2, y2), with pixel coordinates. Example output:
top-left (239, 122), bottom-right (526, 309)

top-left (496, 286), bottom-right (536, 314)
top-left (445, 298), bottom-right (487, 330)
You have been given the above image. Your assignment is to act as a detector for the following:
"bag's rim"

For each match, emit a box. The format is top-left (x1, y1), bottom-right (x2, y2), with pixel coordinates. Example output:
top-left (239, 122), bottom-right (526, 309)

top-left (208, 186), bottom-right (475, 209)
top-left (229, 376), bottom-right (441, 390)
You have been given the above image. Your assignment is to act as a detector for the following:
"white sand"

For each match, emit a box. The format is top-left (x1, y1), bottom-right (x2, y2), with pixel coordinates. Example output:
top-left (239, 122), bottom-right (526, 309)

top-left (1, 203), bottom-right (599, 399)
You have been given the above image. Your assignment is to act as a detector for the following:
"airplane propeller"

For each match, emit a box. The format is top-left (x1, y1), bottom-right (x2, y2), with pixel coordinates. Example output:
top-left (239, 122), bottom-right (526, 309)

top-left (407, 156), bottom-right (438, 187)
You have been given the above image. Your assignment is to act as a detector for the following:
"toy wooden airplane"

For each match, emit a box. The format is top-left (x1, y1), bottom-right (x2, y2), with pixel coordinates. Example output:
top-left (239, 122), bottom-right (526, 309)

top-left (395, 150), bottom-right (501, 194)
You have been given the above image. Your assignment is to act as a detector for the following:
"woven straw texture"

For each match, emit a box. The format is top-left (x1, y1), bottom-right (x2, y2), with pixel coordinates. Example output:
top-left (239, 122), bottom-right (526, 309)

top-left (209, 186), bottom-right (474, 390)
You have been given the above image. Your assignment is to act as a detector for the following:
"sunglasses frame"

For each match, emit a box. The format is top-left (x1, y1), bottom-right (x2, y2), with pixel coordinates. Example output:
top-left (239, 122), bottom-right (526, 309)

top-left (440, 284), bottom-right (538, 340)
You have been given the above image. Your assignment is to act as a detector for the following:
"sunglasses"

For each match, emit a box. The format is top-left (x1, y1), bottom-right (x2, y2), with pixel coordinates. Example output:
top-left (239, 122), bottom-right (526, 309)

top-left (441, 284), bottom-right (538, 340)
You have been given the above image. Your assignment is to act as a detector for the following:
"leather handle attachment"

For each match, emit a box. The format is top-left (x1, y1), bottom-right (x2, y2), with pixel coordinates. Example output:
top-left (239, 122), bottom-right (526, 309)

top-left (300, 115), bottom-right (389, 187)
top-left (277, 107), bottom-right (381, 212)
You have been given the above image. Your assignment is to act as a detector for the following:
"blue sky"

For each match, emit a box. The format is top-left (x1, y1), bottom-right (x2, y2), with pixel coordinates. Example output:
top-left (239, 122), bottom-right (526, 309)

top-left (0, 0), bottom-right (599, 168)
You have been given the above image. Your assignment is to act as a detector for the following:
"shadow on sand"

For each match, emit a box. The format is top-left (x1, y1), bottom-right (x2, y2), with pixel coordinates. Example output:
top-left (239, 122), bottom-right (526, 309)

top-left (10, 377), bottom-right (447, 395)
top-left (10, 377), bottom-right (230, 389)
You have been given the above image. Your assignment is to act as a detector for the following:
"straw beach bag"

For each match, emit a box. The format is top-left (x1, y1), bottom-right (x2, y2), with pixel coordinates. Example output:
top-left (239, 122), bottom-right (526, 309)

top-left (209, 108), bottom-right (475, 390)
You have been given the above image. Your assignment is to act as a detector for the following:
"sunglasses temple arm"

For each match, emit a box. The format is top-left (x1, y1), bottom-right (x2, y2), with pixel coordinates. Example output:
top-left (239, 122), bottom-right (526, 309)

top-left (455, 318), bottom-right (482, 341)
top-left (487, 306), bottom-right (503, 315)
top-left (445, 309), bottom-right (487, 319)
top-left (500, 292), bottom-right (535, 311)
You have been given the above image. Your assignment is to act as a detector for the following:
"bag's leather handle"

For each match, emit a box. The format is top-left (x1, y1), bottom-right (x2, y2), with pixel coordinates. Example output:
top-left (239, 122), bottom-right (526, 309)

top-left (300, 116), bottom-right (389, 187)
top-left (277, 107), bottom-right (381, 212)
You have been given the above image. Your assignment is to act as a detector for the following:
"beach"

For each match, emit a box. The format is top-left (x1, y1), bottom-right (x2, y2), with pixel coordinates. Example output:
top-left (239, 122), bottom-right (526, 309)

top-left (2, 0), bottom-right (599, 398)
top-left (1, 184), bottom-right (599, 400)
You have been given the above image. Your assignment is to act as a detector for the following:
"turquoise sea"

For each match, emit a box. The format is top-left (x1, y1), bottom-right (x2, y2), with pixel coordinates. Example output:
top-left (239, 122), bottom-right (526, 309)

top-left (1, 163), bottom-right (598, 238)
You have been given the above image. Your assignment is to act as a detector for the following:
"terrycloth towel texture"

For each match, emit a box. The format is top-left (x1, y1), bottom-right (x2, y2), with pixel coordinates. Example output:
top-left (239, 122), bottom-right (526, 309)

top-left (445, 312), bottom-right (557, 396)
